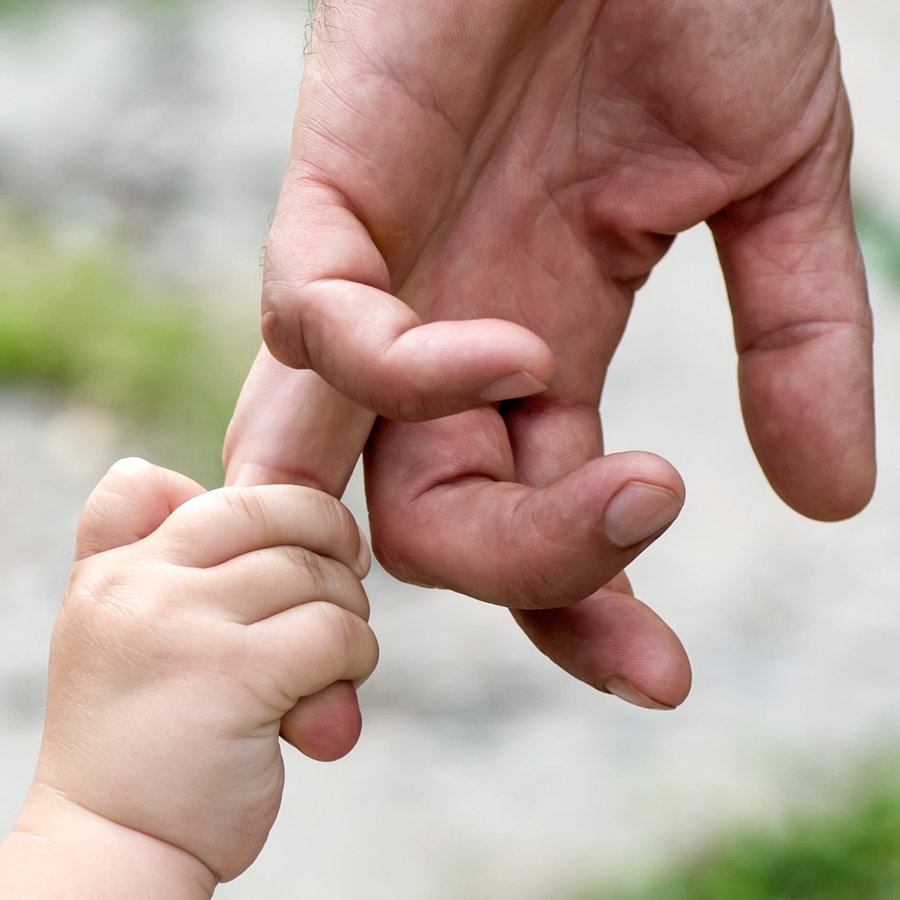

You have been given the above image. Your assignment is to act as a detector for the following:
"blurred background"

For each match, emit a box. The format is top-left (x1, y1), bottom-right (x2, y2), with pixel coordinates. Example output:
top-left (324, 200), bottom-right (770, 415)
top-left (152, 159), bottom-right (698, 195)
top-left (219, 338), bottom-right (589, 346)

top-left (2, 1), bottom-right (900, 897)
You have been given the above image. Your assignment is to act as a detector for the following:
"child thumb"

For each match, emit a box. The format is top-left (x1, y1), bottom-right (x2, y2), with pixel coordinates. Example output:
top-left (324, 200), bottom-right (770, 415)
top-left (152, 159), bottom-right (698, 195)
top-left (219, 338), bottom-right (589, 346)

top-left (75, 457), bottom-right (206, 560)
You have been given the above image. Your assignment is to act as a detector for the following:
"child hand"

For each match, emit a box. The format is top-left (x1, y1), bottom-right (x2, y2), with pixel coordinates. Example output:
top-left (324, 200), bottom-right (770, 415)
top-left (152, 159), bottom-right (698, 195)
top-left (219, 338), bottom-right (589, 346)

top-left (20, 458), bottom-right (378, 888)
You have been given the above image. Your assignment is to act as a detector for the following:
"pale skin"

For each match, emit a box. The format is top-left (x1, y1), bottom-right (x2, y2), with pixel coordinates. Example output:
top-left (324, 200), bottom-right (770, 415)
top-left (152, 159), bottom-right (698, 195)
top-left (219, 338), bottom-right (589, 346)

top-left (0, 458), bottom-right (378, 898)
top-left (224, 1), bottom-right (876, 746)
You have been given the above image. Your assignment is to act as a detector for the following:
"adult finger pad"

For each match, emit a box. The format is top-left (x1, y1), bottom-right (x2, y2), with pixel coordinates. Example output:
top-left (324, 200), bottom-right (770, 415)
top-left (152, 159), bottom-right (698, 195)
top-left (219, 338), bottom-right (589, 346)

top-left (740, 342), bottom-right (875, 521)
top-left (513, 588), bottom-right (692, 709)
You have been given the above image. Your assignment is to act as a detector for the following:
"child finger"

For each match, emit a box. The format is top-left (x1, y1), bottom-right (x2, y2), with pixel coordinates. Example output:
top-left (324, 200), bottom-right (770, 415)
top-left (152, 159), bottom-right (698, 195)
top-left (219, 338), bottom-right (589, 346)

top-left (198, 546), bottom-right (370, 624)
top-left (76, 458), bottom-right (206, 561)
top-left (147, 484), bottom-right (369, 577)
top-left (248, 601), bottom-right (379, 708)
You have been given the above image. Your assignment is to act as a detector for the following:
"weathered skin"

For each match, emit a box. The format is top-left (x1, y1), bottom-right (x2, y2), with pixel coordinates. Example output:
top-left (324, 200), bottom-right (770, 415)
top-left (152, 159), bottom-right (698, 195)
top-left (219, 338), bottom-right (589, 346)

top-left (225, 0), bottom-right (875, 749)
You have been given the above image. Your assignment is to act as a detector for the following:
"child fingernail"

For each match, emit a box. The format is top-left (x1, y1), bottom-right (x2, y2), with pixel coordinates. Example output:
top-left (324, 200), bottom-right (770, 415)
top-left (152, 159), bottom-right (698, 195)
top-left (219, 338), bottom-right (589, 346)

top-left (603, 481), bottom-right (682, 549)
top-left (480, 370), bottom-right (548, 404)
top-left (603, 677), bottom-right (675, 711)
top-left (354, 531), bottom-right (371, 578)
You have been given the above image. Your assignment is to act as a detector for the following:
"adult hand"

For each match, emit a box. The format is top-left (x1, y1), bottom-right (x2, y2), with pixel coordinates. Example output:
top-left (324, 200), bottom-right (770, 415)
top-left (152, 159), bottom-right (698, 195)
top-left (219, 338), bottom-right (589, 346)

top-left (226, 0), bottom-right (875, 715)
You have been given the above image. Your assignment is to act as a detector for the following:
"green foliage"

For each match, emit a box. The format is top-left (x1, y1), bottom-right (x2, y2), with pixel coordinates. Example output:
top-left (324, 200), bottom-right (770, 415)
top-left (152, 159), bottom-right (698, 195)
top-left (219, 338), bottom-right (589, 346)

top-left (574, 764), bottom-right (900, 900)
top-left (0, 0), bottom-right (190, 18)
top-left (0, 222), bottom-right (256, 483)
top-left (855, 195), bottom-right (900, 294)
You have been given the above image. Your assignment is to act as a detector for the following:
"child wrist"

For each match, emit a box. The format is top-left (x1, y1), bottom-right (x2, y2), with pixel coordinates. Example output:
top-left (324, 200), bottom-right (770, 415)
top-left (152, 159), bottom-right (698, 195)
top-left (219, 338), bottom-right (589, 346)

top-left (8, 782), bottom-right (218, 899)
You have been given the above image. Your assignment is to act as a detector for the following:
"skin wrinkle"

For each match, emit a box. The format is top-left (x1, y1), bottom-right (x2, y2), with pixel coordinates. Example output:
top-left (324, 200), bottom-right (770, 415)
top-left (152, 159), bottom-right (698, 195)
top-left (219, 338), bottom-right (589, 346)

top-left (465, 485), bottom-right (564, 609)
top-left (22, 783), bottom-right (221, 888)
top-left (739, 318), bottom-right (864, 356)
top-left (574, 60), bottom-right (731, 243)
top-left (765, 40), bottom-right (835, 154)
top-left (394, 115), bottom-right (528, 304)
top-left (317, 8), bottom-right (555, 287)
top-left (292, 82), bottom-right (462, 286)
top-left (264, 222), bottom-right (399, 374)
top-left (585, 9), bottom-right (708, 154)
top-left (745, 78), bottom-right (843, 191)
top-left (408, 64), bottom-right (628, 332)
top-left (629, 7), bottom-right (836, 184)
top-left (384, 459), bottom-right (623, 609)
top-left (522, 71), bottom-right (636, 290)
top-left (312, 146), bottom-right (452, 294)
top-left (394, 7), bottom-right (604, 302)
top-left (289, 118), bottom-right (447, 253)
top-left (719, 174), bottom-right (865, 355)
top-left (302, 81), bottom-right (421, 164)
top-left (376, 49), bottom-right (469, 143)
top-left (576, 117), bottom-right (737, 251)
top-left (512, 498), bottom-right (597, 601)
top-left (709, 107), bottom-right (852, 268)
top-left (517, 20), bottom-right (588, 183)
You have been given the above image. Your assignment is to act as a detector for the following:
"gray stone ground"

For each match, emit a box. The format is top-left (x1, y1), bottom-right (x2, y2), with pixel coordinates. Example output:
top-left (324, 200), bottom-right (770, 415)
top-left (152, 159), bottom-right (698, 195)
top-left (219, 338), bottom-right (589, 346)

top-left (2, 2), bottom-right (900, 897)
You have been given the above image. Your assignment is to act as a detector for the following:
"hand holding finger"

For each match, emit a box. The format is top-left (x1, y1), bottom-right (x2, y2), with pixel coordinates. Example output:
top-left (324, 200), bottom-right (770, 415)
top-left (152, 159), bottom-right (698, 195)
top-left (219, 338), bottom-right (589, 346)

top-left (224, 346), bottom-right (375, 495)
top-left (222, 352), bottom-right (382, 763)
top-left (146, 483), bottom-right (369, 577)
top-left (247, 601), bottom-right (378, 715)
top-left (366, 410), bottom-right (684, 609)
top-left (202, 544), bottom-right (370, 625)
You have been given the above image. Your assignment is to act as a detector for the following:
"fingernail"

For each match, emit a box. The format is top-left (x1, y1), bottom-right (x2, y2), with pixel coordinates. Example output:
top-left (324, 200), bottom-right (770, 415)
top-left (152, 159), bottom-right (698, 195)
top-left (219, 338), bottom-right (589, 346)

top-left (603, 677), bottom-right (675, 711)
top-left (603, 481), bottom-right (682, 549)
top-left (354, 531), bottom-right (371, 579)
top-left (480, 370), bottom-right (548, 404)
top-left (226, 462), bottom-right (265, 488)
top-left (110, 456), bottom-right (150, 474)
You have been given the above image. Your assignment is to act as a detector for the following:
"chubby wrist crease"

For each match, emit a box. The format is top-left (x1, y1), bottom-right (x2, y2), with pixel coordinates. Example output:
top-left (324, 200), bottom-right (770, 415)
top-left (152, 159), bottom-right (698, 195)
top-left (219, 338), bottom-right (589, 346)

top-left (17, 781), bottom-right (218, 890)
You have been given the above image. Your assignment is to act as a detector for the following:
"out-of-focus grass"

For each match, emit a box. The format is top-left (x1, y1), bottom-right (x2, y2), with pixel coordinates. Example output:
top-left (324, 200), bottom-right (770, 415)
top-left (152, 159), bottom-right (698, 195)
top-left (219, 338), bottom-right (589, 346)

top-left (572, 762), bottom-right (900, 900)
top-left (0, 219), bottom-right (256, 484)
top-left (0, 0), bottom-right (190, 18)
top-left (856, 194), bottom-right (900, 293)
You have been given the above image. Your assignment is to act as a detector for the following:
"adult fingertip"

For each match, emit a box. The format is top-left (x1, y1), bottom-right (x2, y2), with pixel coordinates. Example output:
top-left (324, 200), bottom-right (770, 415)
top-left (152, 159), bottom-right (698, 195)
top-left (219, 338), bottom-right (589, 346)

top-left (763, 443), bottom-right (876, 522)
top-left (513, 588), bottom-right (692, 709)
